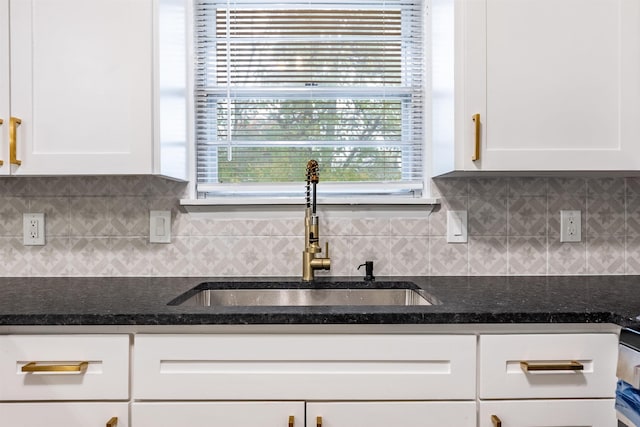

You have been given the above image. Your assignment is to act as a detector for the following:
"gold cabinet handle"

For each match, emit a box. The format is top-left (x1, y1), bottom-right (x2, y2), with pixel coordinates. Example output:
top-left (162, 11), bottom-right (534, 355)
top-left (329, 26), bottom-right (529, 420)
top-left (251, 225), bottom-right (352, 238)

top-left (491, 414), bottom-right (501, 427)
top-left (316, 416), bottom-right (322, 427)
top-left (0, 118), bottom-right (3, 166)
top-left (472, 113), bottom-right (480, 161)
top-left (288, 415), bottom-right (294, 427)
top-left (520, 360), bottom-right (583, 372)
top-left (21, 361), bottom-right (89, 373)
top-left (9, 116), bottom-right (22, 166)
top-left (106, 417), bottom-right (118, 427)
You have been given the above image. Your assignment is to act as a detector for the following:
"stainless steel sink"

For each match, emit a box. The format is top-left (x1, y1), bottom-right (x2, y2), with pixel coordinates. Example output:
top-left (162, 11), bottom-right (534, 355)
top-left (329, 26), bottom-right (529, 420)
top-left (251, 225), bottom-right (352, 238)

top-left (174, 286), bottom-right (435, 307)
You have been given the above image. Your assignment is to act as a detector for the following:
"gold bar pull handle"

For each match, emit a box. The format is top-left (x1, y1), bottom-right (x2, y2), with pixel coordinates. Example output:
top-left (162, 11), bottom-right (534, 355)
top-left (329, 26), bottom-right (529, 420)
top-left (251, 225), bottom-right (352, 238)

top-left (106, 417), bottom-right (118, 427)
top-left (316, 416), bottom-right (322, 427)
top-left (520, 360), bottom-right (584, 372)
top-left (472, 113), bottom-right (480, 161)
top-left (21, 361), bottom-right (89, 373)
top-left (491, 414), bottom-right (501, 427)
top-left (9, 116), bottom-right (22, 166)
top-left (0, 118), bottom-right (3, 166)
top-left (288, 415), bottom-right (294, 427)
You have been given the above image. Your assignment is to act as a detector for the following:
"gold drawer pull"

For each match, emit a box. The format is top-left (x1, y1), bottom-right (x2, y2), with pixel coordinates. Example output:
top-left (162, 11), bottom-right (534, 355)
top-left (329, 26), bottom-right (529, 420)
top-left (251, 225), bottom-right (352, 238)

top-left (106, 417), bottom-right (118, 427)
top-left (9, 116), bottom-right (22, 166)
top-left (520, 360), bottom-right (583, 372)
top-left (288, 415), bottom-right (294, 427)
top-left (21, 361), bottom-right (89, 373)
top-left (491, 414), bottom-right (501, 427)
top-left (316, 416), bottom-right (322, 427)
top-left (472, 113), bottom-right (480, 161)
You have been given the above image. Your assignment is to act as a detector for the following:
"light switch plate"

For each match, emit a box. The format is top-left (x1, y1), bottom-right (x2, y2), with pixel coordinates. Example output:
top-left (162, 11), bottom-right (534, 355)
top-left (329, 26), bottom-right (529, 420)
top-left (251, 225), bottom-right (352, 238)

top-left (447, 210), bottom-right (468, 243)
top-left (149, 210), bottom-right (171, 243)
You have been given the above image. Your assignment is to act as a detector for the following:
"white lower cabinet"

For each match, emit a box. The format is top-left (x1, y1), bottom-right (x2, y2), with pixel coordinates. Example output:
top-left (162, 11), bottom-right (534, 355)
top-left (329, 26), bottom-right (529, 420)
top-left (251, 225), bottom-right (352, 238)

top-left (0, 402), bottom-right (128, 427)
top-left (132, 334), bottom-right (478, 427)
top-left (479, 399), bottom-right (616, 427)
top-left (0, 334), bottom-right (130, 400)
top-left (131, 401), bottom-right (475, 427)
top-left (132, 402), bottom-right (305, 427)
top-left (479, 334), bottom-right (618, 399)
top-left (1, 329), bottom-right (621, 426)
top-left (0, 334), bottom-right (130, 427)
top-left (133, 334), bottom-right (476, 400)
top-left (478, 333), bottom-right (618, 427)
top-left (306, 402), bottom-right (476, 427)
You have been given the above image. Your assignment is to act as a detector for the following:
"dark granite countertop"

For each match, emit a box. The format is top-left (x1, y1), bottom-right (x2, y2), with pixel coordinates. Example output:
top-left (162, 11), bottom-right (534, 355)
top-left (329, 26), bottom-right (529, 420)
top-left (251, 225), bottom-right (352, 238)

top-left (1, 276), bottom-right (640, 327)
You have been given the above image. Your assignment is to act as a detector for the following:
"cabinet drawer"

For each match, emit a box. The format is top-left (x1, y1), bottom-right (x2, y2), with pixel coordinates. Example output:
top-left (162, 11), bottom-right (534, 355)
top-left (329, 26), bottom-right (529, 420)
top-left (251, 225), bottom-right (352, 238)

top-left (132, 402), bottom-right (305, 427)
top-left (307, 402), bottom-right (476, 427)
top-left (0, 402), bottom-right (128, 427)
top-left (479, 399), bottom-right (616, 426)
top-left (479, 333), bottom-right (617, 399)
top-left (134, 334), bottom-right (476, 400)
top-left (0, 335), bottom-right (129, 400)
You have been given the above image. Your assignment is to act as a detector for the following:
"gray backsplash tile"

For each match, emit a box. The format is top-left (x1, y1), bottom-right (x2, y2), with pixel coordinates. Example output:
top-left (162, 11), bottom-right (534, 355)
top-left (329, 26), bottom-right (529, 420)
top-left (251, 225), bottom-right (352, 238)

top-left (508, 197), bottom-right (547, 237)
top-left (0, 197), bottom-right (28, 237)
top-left (2, 175), bottom-right (640, 276)
top-left (508, 236), bottom-right (547, 275)
top-left (468, 236), bottom-right (508, 276)
top-left (508, 177), bottom-right (547, 197)
top-left (429, 236), bottom-right (467, 276)
top-left (548, 240), bottom-right (586, 275)
top-left (468, 197), bottom-right (508, 236)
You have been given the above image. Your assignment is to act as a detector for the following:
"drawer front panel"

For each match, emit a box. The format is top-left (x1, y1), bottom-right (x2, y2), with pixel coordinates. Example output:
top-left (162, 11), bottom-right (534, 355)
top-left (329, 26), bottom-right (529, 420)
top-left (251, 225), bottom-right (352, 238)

top-left (133, 334), bottom-right (476, 400)
top-left (479, 399), bottom-right (616, 426)
top-left (0, 402), bottom-right (129, 427)
top-left (307, 401), bottom-right (476, 427)
top-left (132, 402), bottom-right (305, 427)
top-left (479, 333), bottom-right (618, 399)
top-left (0, 334), bottom-right (129, 400)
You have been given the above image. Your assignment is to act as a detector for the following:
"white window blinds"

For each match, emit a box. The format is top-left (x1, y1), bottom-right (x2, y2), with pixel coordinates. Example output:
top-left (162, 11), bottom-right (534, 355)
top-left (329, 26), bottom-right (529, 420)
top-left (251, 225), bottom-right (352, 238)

top-left (194, 0), bottom-right (425, 198)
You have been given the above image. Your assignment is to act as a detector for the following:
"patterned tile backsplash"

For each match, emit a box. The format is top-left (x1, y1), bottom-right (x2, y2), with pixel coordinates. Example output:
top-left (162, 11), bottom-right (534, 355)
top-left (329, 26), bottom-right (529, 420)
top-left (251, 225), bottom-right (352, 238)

top-left (2, 175), bottom-right (640, 277)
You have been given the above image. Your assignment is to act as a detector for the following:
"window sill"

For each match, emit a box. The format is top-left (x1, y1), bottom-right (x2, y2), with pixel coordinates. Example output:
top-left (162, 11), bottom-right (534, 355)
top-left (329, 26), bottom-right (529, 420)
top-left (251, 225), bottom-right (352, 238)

top-left (180, 197), bottom-right (440, 215)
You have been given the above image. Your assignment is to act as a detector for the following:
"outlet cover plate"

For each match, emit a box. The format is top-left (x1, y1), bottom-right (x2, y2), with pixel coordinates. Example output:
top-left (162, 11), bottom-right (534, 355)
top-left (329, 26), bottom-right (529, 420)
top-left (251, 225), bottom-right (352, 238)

top-left (23, 213), bottom-right (45, 246)
top-left (560, 210), bottom-right (581, 243)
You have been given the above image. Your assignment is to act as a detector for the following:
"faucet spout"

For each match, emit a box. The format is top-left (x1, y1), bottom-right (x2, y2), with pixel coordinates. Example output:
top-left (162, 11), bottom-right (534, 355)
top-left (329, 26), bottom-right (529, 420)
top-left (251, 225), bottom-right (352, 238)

top-left (302, 160), bottom-right (331, 281)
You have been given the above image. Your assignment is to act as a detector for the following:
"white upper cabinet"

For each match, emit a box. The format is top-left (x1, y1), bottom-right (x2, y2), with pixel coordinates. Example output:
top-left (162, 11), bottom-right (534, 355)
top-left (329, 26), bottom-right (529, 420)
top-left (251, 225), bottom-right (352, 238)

top-left (450, 0), bottom-right (640, 172)
top-left (0, 0), bottom-right (153, 175)
top-left (0, 0), bottom-right (9, 175)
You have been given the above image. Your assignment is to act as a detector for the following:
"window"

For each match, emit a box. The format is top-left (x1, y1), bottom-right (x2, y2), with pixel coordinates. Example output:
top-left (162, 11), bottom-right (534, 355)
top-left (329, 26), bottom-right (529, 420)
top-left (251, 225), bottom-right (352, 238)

top-left (194, 0), bottom-right (426, 199)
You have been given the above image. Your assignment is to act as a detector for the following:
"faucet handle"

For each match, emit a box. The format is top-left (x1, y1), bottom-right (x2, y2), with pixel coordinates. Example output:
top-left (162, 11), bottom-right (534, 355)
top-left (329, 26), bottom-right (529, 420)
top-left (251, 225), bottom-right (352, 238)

top-left (325, 241), bottom-right (329, 258)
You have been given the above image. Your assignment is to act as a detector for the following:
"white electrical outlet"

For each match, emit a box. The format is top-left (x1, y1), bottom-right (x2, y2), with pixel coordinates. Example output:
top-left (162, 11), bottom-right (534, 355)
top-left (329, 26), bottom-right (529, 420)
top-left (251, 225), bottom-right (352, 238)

top-left (560, 210), bottom-right (581, 243)
top-left (23, 213), bottom-right (45, 246)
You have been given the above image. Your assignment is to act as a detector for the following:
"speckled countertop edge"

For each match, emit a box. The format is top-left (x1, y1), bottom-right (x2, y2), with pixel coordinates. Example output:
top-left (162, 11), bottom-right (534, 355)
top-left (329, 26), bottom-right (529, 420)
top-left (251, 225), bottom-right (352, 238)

top-left (0, 276), bottom-right (637, 327)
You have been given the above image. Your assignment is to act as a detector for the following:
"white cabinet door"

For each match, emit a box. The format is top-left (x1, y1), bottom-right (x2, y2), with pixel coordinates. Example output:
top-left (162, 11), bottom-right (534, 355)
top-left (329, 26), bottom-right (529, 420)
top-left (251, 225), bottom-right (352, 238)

top-left (306, 402), bottom-right (476, 427)
top-left (479, 399), bottom-right (616, 427)
top-left (0, 0), bottom-right (9, 175)
top-left (0, 402), bottom-right (128, 427)
top-left (132, 402), bottom-right (305, 427)
top-left (7, 0), bottom-right (152, 175)
top-left (459, 0), bottom-right (640, 171)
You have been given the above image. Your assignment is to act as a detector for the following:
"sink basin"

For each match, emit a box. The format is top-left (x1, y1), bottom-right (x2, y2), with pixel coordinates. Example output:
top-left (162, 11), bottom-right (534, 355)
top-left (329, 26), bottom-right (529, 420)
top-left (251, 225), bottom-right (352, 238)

top-left (169, 282), bottom-right (437, 307)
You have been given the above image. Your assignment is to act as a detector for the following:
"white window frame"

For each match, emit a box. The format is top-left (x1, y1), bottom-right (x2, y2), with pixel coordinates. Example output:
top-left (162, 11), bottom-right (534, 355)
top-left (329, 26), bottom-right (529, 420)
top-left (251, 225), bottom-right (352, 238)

top-left (156, 0), bottom-right (451, 208)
